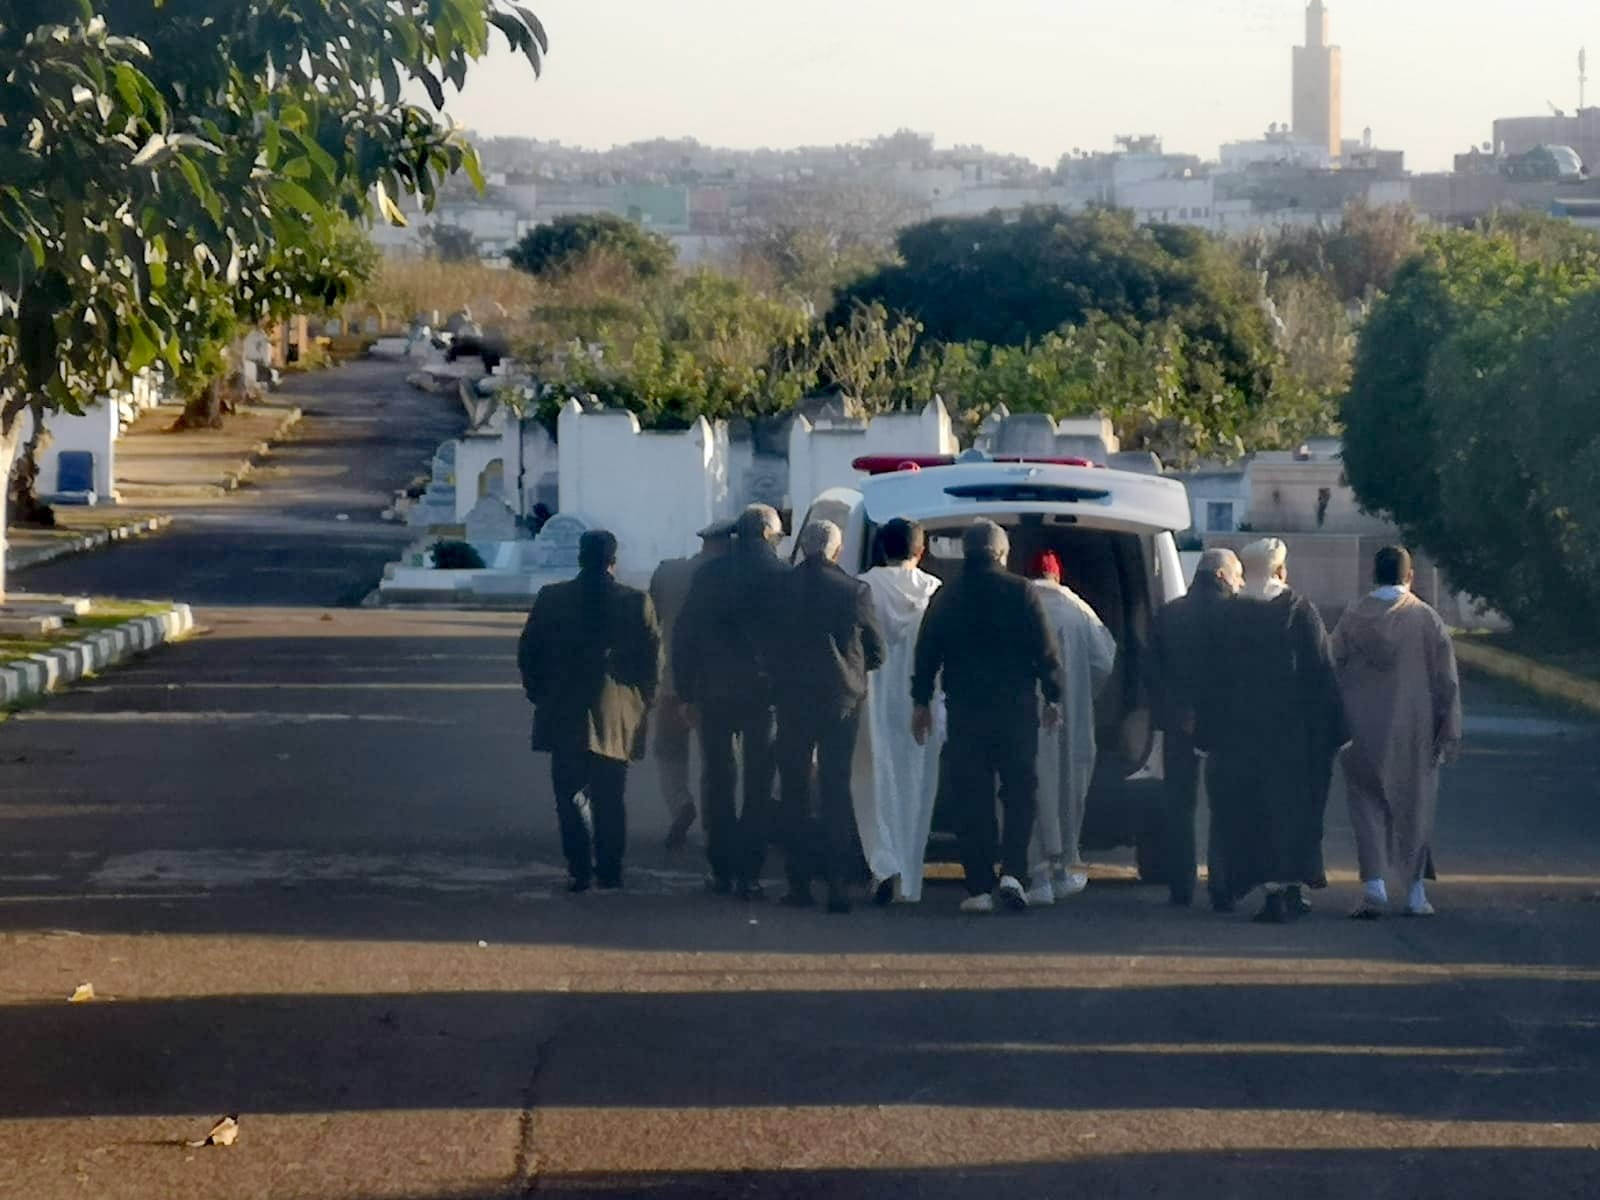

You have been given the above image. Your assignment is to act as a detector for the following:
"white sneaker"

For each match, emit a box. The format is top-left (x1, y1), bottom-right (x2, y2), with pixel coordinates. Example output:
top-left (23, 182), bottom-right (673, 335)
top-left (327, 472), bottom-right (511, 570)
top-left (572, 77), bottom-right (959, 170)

top-left (1053, 869), bottom-right (1089, 899)
top-left (998, 875), bottom-right (1028, 912)
top-left (1405, 900), bottom-right (1436, 917)
top-left (1026, 878), bottom-right (1056, 907)
top-left (959, 893), bottom-right (996, 915)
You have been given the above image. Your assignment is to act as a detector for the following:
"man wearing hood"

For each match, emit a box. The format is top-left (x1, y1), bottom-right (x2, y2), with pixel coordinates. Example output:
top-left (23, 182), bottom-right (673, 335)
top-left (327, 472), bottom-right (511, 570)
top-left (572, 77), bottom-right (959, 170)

top-left (856, 518), bottom-right (944, 905)
top-left (771, 520), bottom-right (886, 914)
top-left (1204, 551), bottom-right (1348, 923)
top-left (1241, 537), bottom-right (1289, 600)
top-left (1332, 546), bottom-right (1462, 918)
top-left (1145, 549), bottom-right (1242, 910)
top-left (1026, 550), bottom-right (1117, 906)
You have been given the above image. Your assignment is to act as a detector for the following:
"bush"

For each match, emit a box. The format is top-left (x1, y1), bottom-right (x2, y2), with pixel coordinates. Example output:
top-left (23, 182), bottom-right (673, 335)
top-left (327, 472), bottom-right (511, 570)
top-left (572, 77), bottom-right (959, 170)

top-left (431, 540), bottom-right (486, 570)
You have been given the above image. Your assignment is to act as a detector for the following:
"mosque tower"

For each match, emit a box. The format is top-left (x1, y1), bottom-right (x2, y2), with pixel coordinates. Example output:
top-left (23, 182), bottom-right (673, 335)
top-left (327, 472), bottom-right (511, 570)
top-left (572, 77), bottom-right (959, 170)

top-left (1292, 0), bottom-right (1343, 161)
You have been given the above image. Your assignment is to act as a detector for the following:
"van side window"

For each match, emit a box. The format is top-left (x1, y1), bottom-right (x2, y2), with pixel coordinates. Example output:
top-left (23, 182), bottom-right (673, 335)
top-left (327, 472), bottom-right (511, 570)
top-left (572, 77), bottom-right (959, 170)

top-left (793, 497), bottom-right (855, 564)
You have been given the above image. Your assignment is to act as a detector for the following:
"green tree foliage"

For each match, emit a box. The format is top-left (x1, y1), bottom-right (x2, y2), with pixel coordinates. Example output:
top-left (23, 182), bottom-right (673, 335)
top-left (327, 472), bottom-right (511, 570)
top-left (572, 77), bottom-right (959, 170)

top-left (832, 207), bottom-right (1287, 461)
top-left (1341, 218), bottom-right (1600, 640)
top-left (1248, 201), bottom-right (1422, 307)
top-left (509, 213), bottom-right (676, 282)
top-left (0, 0), bottom-right (546, 431)
top-left (548, 271), bottom-right (812, 429)
top-left (421, 224), bottom-right (480, 264)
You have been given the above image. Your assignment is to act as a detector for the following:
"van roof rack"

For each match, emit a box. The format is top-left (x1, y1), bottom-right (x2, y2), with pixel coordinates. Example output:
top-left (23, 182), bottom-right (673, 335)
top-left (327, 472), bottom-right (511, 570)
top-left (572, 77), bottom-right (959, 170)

top-left (852, 452), bottom-right (1102, 476)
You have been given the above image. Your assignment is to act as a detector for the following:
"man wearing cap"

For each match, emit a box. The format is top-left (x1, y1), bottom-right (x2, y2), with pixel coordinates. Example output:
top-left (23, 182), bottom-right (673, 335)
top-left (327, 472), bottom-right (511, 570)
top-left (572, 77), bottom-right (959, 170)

top-left (1025, 550), bottom-right (1117, 906)
top-left (518, 531), bottom-right (661, 893)
top-left (649, 519), bottom-right (736, 849)
top-left (674, 504), bottom-right (791, 899)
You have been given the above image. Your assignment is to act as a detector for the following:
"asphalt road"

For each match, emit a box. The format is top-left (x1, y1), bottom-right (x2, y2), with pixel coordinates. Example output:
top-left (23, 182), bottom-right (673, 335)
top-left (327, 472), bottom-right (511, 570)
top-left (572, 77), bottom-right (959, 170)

top-left (4, 363), bottom-right (1600, 1199)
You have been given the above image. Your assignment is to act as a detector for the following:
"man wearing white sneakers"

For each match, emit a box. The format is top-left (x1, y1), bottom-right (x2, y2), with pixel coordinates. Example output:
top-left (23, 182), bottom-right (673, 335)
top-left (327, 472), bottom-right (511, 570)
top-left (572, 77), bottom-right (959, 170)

top-left (911, 521), bottom-right (1064, 914)
top-left (1025, 550), bottom-right (1117, 907)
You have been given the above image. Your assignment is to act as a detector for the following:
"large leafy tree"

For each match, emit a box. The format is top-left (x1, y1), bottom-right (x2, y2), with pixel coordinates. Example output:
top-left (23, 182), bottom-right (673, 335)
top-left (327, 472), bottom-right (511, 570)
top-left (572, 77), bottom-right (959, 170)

top-left (509, 213), bottom-right (676, 282)
top-left (831, 207), bottom-right (1285, 458)
top-left (0, 0), bottom-right (546, 592)
top-left (1341, 219), bottom-right (1600, 640)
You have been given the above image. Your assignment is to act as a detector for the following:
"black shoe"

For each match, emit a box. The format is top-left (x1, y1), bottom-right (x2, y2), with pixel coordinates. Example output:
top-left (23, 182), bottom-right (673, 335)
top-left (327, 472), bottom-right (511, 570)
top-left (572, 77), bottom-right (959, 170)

top-left (737, 880), bottom-right (767, 902)
top-left (781, 888), bottom-right (816, 909)
top-left (705, 875), bottom-right (733, 896)
top-left (568, 878), bottom-right (591, 895)
top-left (665, 805), bottom-right (696, 851)
top-left (874, 878), bottom-right (896, 907)
top-left (827, 890), bottom-right (853, 915)
top-left (1253, 893), bottom-right (1288, 924)
top-left (1211, 893), bottom-right (1235, 914)
top-left (596, 876), bottom-right (623, 893)
top-left (1285, 886), bottom-right (1312, 917)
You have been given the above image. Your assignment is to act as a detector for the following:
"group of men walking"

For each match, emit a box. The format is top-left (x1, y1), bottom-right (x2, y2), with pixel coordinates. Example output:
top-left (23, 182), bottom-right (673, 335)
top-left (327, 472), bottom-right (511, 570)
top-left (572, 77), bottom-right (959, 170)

top-left (518, 507), bottom-right (1462, 922)
top-left (1148, 539), bottom-right (1463, 922)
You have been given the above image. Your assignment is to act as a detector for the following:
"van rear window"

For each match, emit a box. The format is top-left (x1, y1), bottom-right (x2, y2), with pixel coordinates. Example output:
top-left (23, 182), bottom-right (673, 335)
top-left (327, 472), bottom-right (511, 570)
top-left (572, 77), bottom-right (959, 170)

top-left (942, 483), bottom-right (1112, 504)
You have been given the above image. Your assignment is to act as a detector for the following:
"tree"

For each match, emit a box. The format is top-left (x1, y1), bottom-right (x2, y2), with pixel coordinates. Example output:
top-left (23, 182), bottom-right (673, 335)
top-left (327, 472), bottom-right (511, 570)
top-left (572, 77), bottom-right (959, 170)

top-left (814, 302), bottom-right (924, 414)
top-left (1341, 218), bottom-right (1600, 640)
top-left (0, 1), bottom-right (546, 595)
top-left (421, 223), bottom-right (480, 263)
top-left (509, 213), bottom-right (676, 282)
top-left (832, 207), bottom-right (1284, 454)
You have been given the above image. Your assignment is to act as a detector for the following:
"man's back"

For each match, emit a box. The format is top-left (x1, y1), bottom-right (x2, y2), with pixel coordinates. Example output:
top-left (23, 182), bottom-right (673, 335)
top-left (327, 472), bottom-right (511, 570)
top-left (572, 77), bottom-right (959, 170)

top-left (913, 561), bottom-right (1062, 725)
top-left (774, 558), bottom-right (886, 709)
top-left (1146, 584), bottom-right (1231, 735)
top-left (673, 543), bottom-right (788, 705)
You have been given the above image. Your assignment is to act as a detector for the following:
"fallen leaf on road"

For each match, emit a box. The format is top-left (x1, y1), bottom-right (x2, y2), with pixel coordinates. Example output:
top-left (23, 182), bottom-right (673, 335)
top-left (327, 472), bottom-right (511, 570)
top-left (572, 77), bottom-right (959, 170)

top-left (187, 1115), bottom-right (240, 1148)
top-left (477, 940), bottom-right (489, 948)
top-left (68, 983), bottom-right (95, 1003)
top-left (335, 514), bottom-right (350, 522)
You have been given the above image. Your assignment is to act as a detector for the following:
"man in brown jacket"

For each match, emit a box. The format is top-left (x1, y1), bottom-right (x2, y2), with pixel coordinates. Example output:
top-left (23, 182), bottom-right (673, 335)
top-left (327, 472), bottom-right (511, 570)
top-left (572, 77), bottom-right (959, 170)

top-left (518, 530), bottom-right (661, 893)
top-left (1332, 546), bottom-right (1463, 918)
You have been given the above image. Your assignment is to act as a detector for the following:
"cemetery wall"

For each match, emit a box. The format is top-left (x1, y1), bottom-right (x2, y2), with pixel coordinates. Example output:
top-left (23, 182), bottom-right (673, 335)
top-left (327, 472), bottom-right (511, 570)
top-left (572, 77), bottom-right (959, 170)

top-left (787, 401), bottom-right (958, 517)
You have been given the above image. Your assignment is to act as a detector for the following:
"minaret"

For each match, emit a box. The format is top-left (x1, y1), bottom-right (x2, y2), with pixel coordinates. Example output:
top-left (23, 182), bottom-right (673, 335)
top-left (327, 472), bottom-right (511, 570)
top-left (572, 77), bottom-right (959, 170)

top-left (1293, 1), bottom-right (1343, 161)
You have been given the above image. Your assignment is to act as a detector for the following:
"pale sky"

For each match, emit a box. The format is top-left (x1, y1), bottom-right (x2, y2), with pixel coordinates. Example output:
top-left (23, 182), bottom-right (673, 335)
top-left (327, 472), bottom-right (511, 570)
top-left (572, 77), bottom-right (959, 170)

top-left (444, 1), bottom-right (1600, 173)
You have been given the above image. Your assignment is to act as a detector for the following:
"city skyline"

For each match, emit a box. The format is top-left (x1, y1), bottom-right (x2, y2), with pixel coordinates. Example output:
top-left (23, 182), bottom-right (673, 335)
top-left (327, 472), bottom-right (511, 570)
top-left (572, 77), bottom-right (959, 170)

top-left (441, 0), bottom-right (1600, 173)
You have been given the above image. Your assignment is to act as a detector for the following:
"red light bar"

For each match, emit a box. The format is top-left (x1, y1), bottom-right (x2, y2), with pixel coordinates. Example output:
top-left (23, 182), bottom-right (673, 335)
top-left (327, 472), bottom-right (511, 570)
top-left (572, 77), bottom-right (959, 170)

top-left (852, 454), bottom-right (1103, 476)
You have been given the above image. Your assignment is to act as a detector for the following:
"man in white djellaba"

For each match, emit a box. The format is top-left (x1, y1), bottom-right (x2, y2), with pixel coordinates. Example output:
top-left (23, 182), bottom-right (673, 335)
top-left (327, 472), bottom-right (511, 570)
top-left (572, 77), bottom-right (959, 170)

top-left (1026, 549), bottom-right (1117, 906)
top-left (854, 518), bottom-right (944, 904)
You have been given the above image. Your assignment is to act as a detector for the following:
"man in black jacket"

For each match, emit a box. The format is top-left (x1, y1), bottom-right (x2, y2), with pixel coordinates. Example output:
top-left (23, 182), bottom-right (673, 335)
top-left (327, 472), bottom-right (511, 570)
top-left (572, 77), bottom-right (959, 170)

top-left (673, 504), bottom-right (790, 899)
top-left (773, 520), bottom-right (886, 913)
top-left (1143, 548), bottom-right (1242, 910)
top-left (911, 520), bottom-right (1064, 913)
top-left (517, 530), bottom-right (661, 893)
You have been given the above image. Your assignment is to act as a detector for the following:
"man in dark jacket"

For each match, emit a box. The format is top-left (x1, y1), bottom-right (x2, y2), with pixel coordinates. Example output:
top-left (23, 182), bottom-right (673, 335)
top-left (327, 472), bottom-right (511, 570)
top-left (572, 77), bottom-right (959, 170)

top-left (911, 520), bottom-right (1064, 914)
top-left (673, 504), bottom-right (789, 899)
top-left (1144, 548), bottom-right (1242, 910)
top-left (772, 520), bottom-right (886, 913)
top-left (517, 530), bottom-right (661, 893)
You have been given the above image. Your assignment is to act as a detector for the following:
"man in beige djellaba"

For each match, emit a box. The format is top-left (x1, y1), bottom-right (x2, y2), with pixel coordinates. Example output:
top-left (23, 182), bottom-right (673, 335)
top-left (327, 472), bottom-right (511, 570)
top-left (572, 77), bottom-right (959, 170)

top-left (1332, 546), bottom-right (1463, 919)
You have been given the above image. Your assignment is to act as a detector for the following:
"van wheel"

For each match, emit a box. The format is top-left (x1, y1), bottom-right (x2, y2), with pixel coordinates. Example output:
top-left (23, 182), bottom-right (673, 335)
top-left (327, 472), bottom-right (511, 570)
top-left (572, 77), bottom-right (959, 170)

top-left (1135, 833), bottom-right (1164, 885)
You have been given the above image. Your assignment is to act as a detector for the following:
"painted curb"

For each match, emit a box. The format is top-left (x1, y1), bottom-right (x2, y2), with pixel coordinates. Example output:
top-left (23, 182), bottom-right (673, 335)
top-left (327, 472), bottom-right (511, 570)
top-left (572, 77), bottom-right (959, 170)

top-left (0, 604), bottom-right (195, 708)
top-left (5, 515), bottom-right (174, 573)
top-left (221, 406), bottom-right (304, 492)
top-left (1453, 636), bottom-right (1600, 718)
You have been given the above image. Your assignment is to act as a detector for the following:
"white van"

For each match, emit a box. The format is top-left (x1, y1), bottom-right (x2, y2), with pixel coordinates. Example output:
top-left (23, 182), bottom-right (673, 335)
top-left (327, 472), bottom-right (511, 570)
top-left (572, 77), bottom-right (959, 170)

top-left (794, 452), bottom-right (1193, 875)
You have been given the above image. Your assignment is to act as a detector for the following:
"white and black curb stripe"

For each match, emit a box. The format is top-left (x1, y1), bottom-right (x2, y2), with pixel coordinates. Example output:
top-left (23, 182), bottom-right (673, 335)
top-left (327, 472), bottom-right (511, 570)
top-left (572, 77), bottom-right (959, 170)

top-left (0, 605), bottom-right (194, 707)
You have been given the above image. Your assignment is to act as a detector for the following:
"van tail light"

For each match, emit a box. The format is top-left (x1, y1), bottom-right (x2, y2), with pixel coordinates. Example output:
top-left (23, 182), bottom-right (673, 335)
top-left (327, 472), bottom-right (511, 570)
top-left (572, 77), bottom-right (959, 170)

top-left (852, 454), bottom-right (1103, 476)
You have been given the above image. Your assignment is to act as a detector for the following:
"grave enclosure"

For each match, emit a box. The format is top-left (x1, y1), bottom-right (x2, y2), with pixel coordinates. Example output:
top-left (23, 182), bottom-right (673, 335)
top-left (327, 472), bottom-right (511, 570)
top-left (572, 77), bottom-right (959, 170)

top-left (380, 392), bottom-right (1134, 604)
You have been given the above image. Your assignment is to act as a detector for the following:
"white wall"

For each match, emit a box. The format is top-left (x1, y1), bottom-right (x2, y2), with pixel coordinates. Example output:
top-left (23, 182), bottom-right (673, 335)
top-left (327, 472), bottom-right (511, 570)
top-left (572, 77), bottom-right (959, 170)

top-left (24, 399), bottom-right (119, 499)
top-left (787, 399), bottom-right (958, 516)
top-left (556, 401), bottom-right (730, 574)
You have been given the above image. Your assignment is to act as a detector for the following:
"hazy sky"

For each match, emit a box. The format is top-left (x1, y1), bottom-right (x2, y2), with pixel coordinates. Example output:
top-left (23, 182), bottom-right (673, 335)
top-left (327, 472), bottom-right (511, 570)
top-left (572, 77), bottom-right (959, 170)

top-left (444, 1), bottom-right (1600, 172)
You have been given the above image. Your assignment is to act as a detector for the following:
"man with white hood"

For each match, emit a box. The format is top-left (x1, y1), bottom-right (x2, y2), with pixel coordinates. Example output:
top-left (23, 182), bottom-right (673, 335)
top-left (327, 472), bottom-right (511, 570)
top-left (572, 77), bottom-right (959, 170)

top-left (1241, 537), bottom-right (1290, 600)
top-left (1025, 550), bottom-right (1117, 906)
top-left (855, 519), bottom-right (944, 904)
